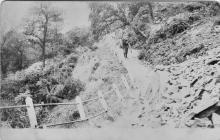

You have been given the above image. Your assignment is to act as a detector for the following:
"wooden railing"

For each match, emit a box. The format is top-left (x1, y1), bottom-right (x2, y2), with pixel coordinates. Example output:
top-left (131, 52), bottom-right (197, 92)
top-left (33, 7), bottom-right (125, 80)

top-left (0, 74), bottom-right (133, 129)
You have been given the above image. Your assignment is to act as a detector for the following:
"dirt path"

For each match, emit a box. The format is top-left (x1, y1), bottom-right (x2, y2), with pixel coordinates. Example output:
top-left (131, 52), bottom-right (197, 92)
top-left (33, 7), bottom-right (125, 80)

top-left (105, 34), bottom-right (153, 96)
top-left (45, 33), bottom-right (165, 128)
top-left (48, 34), bottom-right (163, 128)
top-left (96, 34), bottom-right (163, 128)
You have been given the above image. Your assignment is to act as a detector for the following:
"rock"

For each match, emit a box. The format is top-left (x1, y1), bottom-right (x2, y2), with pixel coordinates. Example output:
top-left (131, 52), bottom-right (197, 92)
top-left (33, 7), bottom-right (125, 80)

top-left (106, 116), bottom-right (115, 122)
top-left (149, 37), bottom-right (220, 128)
top-left (185, 119), bottom-right (196, 127)
top-left (204, 80), bottom-right (215, 91)
top-left (155, 65), bottom-right (165, 71)
top-left (215, 75), bottom-right (220, 84)
top-left (193, 118), bottom-right (213, 128)
top-left (212, 113), bottom-right (220, 126)
top-left (191, 98), bottom-right (219, 114)
top-left (166, 119), bottom-right (178, 127)
top-left (167, 86), bottom-right (179, 95)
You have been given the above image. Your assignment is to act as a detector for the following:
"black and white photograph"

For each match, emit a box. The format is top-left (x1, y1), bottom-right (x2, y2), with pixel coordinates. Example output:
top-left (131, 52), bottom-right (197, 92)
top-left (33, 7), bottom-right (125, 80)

top-left (0, 0), bottom-right (220, 139)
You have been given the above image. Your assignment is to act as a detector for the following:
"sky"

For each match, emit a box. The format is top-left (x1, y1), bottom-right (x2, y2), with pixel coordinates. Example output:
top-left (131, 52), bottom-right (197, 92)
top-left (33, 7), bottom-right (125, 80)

top-left (0, 1), bottom-right (91, 33)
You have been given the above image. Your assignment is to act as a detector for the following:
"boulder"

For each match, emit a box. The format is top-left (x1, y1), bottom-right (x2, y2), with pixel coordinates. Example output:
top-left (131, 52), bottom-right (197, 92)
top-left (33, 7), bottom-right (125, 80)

top-left (212, 113), bottom-right (220, 126)
top-left (191, 98), bottom-right (219, 115)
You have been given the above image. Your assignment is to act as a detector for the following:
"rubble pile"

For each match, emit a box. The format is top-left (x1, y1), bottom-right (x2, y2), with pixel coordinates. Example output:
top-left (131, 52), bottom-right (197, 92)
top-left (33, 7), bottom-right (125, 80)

top-left (154, 47), bottom-right (220, 128)
top-left (141, 17), bottom-right (220, 66)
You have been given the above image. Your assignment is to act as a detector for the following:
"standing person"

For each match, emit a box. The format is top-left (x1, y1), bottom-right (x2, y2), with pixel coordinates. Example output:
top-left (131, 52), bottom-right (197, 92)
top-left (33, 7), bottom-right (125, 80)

top-left (121, 38), bottom-right (130, 58)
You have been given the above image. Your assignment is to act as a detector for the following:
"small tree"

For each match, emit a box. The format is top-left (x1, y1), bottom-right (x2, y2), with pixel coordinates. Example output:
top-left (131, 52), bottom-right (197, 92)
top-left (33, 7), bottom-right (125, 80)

top-left (89, 2), bottom-right (154, 42)
top-left (1, 30), bottom-right (28, 77)
top-left (65, 27), bottom-right (90, 48)
top-left (24, 3), bottom-right (63, 67)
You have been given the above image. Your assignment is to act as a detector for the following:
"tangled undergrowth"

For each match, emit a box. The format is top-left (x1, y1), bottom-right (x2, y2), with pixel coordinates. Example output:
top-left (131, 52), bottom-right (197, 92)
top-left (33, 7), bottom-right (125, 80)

top-left (0, 53), bottom-right (85, 128)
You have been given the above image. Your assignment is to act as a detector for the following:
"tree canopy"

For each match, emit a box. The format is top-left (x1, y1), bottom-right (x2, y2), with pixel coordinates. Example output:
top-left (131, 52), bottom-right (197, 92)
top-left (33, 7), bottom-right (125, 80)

top-left (88, 2), bottom-right (154, 43)
top-left (1, 30), bottom-right (29, 77)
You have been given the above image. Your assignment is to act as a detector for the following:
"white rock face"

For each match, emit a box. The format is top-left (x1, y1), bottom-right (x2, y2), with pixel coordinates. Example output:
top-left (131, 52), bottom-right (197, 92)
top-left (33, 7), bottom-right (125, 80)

top-left (153, 45), bottom-right (220, 127)
top-left (213, 113), bottom-right (220, 126)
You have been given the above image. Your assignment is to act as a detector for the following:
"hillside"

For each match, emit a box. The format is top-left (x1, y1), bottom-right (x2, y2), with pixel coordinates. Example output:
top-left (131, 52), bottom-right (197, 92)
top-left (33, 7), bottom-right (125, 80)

top-left (34, 27), bottom-right (220, 128)
top-left (1, 1), bottom-right (220, 129)
top-left (140, 16), bottom-right (220, 65)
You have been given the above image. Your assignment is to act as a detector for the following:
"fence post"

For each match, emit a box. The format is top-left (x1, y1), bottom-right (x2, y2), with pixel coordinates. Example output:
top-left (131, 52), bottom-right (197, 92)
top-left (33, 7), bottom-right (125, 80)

top-left (98, 91), bottom-right (108, 111)
top-left (112, 84), bottom-right (124, 102)
top-left (75, 96), bottom-right (86, 120)
top-left (127, 72), bottom-right (135, 88)
top-left (43, 125), bottom-right (47, 129)
top-left (121, 75), bottom-right (130, 90)
top-left (25, 97), bottom-right (38, 128)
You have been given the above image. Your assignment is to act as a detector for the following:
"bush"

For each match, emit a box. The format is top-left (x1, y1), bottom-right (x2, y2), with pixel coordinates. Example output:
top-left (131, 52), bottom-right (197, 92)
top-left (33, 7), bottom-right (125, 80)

top-left (62, 78), bottom-right (85, 100)
top-left (35, 107), bottom-right (49, 125)
top-left (0, 80), bottom-right (24, 100)
top-left (1, 54), bottom-right (81, 102)
top-left (200, 1), bottom-right (220, 16)
top-left (188, 13), bottom-right (201, 24)
top-left (0, 107), bottom-right (30, 128)
top-left (0, 53), bottom-right (84, 128)
top-left (138, 51), bottom-right (146, 60)
top-left (148, 13), bottom-right (201, 45)
top-left (213, 19), bottom-right (220, 26)
top-left (168, 20), bottom-right (189, 36)
top-left (184, 3), bottom-right (203, 12)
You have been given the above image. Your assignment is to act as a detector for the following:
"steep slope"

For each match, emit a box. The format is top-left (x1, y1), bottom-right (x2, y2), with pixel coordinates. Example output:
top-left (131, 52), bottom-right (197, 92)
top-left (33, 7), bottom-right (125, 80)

top-left (43, 37), bottom-right (135, 128)
top-left (44, 30), bottom-right (219, 128)
top-left (140, 14), bottom-right (220, 66)
top-left (153, 47), bottom-right (220, 128)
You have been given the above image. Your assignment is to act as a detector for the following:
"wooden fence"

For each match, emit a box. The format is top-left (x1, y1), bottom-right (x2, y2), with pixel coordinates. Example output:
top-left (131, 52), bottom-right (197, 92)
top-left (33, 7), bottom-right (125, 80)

top-left (0, 74), bottom-right (133, 129)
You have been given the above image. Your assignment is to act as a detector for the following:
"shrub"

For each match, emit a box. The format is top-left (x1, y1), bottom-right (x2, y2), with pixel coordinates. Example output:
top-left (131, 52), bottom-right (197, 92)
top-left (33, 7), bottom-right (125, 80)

top-left (138, 51), bottom-right (146, 60)
top-left (35, 107), bottom-right (49, 125)
top-left (62, 78), bottom-right (85, 100)
top-left (213, 19), bottom-right (220, 26)
top-left (167, 20), bottom-right (189, 36)
top-left (200, 1), bottom-right (220, 16)
top-left (0, 107), bottom-right (29, 128)
top-left (184, 3), bottom-right (203, 12)
top-left (0, 53), bottom-right (84, 128)
top-left (188, 14), bottom-right (201, 24)
top-left (89, 45), bottom-right (98, 51)
top-left (148, 13), bottom-right (196, 45)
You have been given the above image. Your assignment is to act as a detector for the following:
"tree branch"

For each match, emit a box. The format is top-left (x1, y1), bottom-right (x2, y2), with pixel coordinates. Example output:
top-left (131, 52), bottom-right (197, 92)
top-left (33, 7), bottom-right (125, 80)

top-left (25, 32), bottom-right (43, 45)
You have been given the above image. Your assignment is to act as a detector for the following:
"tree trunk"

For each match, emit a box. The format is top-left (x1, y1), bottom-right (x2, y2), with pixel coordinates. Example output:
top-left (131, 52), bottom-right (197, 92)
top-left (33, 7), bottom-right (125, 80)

top-left (42, 16), bottom-right (48, 68)
top-left (147, 2), bottom-right (154, 23)
top-left (21, 53), bottom-right (23, 69)
top-left (42, 45), bottom-right (45, 68)
top-left (19, 52), bottom-right (23, 70)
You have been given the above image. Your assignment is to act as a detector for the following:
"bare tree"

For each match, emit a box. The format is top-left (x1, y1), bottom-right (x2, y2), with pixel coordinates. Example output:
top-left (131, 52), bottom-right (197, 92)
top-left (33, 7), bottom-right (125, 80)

top-left (24, 3), bottom-right (63, 67)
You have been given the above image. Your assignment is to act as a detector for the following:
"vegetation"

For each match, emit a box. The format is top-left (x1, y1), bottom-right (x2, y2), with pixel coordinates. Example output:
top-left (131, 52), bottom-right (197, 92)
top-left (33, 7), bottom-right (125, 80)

top-left (1, 1), bottom-right (220, 128)
top-left (23, 3), bottom-right (63, 68)
top-left (88, 1), bottom-right (220, 64)
top-left (89, 2), bottom-right (154, 44)
top-left (1, 3), bottom-right (93, 78)
top-left (1, 30), bottom-right (30, 78)
top-left (0, 53), bottom-right (85, 127)
top-left (64, 27), bottom-right (93, 55)
top-left (0, 2), bottom-right (89, 128)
